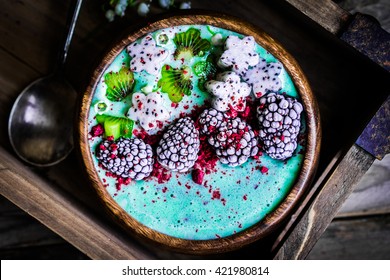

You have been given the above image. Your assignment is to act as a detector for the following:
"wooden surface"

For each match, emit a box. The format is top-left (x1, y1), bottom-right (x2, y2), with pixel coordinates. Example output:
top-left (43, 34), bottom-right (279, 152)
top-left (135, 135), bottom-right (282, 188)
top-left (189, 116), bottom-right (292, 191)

top-left (79, 12), bottom-right (321, 254)
top-left (0, 0), bottom-right (389, 259)
top-left (337, 154), bottom-right (390, 218)
top-left (308, 214), bottom-right (390, 259)
top-left (285, 0), bottom-right (350, 34)
top-left (0, 195), bottom-right (88, 259)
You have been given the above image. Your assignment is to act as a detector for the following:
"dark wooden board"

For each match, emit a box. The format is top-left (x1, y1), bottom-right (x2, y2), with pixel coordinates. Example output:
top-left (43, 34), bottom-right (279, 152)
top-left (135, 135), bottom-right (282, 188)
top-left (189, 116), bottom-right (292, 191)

top-left (285, 0), bottom-right (350, 34)
top-left (0, 196), bottom-right (64, 249)
top-left (308, 214), bottom-right (390, 260)
top-left (0, 243), bottom-right (88, 260)
top-left (0, 0), bottom-right (389, 259)
top-left (337, 154), bottom-right (390, 218)
top-left (0, 196), bottom-right (88, 260)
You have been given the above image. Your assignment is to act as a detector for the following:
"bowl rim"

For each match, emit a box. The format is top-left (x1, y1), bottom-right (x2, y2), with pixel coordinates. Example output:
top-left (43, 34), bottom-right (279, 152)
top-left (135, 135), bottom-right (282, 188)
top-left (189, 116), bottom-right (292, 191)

top-left (78, 11), bottom-right (321, 254)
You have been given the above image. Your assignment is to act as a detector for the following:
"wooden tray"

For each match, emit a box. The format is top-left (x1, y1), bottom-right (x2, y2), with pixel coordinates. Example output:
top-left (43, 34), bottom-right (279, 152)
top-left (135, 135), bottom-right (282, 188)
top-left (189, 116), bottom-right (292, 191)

top-left (0, 0), bottom-right (388, 259)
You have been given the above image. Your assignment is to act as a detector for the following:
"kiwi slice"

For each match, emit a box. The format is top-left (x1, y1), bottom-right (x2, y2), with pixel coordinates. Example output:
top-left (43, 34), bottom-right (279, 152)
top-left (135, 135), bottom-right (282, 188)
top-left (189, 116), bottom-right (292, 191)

top-left (96, 114), bottom-right (134, 140)
top-left (158, 64), bottom-right (193, 103)
top-left (193, 54), bottom-right (217, 77)
top-left (104, 66), bottom-right (135, 102)
top-left (94, 101), bottom-right (109, 114)
top-left (193, 54), bottom-right (217, 91)
top-left (173, 28), bottom-right (211, 61)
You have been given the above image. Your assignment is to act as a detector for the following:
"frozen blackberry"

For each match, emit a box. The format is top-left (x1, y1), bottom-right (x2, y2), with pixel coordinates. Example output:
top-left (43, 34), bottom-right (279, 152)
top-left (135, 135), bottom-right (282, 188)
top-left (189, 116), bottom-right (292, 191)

top-left (96, 137), bottom-right (154, 180)
top-left (156, 117), bottom-right (200, 172)
top-left (257, 92), bottom-right (303, 160)
top-left (197, 108), bottom-right (227, 135)
top-left (208, 117), bottom-right (258, 167)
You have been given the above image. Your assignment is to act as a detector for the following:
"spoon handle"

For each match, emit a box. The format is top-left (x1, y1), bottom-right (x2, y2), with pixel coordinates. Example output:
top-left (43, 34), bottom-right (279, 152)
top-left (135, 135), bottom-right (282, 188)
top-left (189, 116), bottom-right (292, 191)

top-left (56, 0), bottom-right (83, 73)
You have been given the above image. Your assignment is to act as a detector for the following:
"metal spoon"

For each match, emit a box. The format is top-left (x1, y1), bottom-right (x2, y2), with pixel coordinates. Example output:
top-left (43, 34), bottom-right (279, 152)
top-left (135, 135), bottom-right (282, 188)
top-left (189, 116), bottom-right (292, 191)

top-left (8, 0), bottom-right (83, 167)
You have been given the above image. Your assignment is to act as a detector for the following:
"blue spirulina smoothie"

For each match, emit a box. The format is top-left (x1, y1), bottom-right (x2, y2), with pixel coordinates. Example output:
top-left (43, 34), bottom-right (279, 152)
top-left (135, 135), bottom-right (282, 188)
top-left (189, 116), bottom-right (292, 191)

top-left (87, 25), bottom-right (305, 240)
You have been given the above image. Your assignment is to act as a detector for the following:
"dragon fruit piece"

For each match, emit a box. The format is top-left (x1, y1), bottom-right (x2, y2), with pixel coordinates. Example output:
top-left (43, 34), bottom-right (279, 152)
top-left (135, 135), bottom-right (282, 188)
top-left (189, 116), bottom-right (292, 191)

top-left (127, 91), bottom-right (170, 131)
top-left (243, 58), bottom-right (283, 98)
top-left (205, 71), bottom-right (251, 112)
top-left (217, 35), bottom-right (259, 75)
top-left (127, 34), bottom-right (169, 76)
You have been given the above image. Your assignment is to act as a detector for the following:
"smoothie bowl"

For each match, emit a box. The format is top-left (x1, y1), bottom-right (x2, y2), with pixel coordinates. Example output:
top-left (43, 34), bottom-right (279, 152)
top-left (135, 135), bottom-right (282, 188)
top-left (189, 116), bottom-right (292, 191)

top-left (78, 13), bottom-right (320, 254)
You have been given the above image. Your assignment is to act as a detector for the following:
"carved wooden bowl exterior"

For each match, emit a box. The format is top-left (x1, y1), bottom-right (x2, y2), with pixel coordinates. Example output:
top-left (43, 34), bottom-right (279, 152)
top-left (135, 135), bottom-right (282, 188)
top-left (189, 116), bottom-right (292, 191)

top-left (78, 12), bottom-right (321, 254)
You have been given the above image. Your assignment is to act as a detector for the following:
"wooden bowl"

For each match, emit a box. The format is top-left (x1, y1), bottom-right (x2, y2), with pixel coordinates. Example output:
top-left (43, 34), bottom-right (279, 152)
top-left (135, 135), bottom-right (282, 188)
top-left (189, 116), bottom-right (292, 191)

top-left (78, 12), bottom-right (321, 254)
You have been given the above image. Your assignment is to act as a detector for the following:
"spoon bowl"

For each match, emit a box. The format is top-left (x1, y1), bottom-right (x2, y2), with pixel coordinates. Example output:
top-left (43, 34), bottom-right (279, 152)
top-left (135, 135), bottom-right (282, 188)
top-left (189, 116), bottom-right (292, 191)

top-left (8, 75), bottom-right (77, 166)
top-left (8, 0), bottom-right (82, 167)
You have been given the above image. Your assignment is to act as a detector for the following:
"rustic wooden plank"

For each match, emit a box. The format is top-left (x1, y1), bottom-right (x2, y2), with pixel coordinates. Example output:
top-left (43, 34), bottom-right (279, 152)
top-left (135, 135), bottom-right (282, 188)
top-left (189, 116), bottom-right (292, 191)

top-left (273, 145), bottom-right (375, 259)
top-left (34, 152), bottom-right (110, 215)
top-left (0, 0), bottom-right (109, 90)
top-left (337, 154), bottom-right (390, 218)
top-left (340, 13), bottom-right (390, 73)
top-left (1, 243), bottom-right (88, 260)
top-left (0, 196), bottom-right (65, 249)
top-left (0, 48), bottom-right (40, 95)
top-left (355, 96), bottom-right (390, 159)
top-left (0, 1), bottom-right (69, 74)
top-left (285, 0), bottom-right (350, 34)
top-left (308, 215), bottom-right (390, 260)
top-left (0, 48), bottom-right (40, 149)
top-left (0, 195), bottom-right (88, 259)
top-left (0, 146), bottom-right (154, 260)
